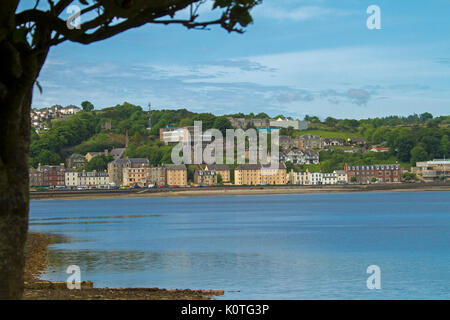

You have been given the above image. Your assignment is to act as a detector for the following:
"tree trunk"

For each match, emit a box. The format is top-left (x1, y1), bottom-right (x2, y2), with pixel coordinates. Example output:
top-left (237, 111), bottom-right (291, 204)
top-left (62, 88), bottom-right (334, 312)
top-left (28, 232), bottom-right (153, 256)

top-left (0, 39), bottom-right (44, 299)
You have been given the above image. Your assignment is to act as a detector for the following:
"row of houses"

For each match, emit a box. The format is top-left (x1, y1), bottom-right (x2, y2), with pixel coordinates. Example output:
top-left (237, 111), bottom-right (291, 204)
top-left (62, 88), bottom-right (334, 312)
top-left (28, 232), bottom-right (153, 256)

top-left (29, 164), bottom-right (110, 189)
top-left (67, 148), bottom-right (126, 168)
top-left (31, 105), bottom-right (81, 132)
top-left (30, 159), bottom-right (410, 188)
top-left (288, 170), bottom-right (348, 185)
top-left (226, 117), bottom-right (308, 131)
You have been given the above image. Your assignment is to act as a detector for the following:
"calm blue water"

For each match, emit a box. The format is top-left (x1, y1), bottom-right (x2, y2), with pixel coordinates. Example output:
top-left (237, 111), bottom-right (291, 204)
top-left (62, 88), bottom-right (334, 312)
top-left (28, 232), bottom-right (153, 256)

top-left (29, 191), bottom-right (450, 299)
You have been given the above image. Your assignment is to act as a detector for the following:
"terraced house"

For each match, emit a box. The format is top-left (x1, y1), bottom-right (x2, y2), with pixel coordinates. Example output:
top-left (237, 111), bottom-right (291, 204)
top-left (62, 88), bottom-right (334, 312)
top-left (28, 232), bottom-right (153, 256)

top-left (344, 164), bottom-right (403, 184)
top-left (164, 164), bottom-right (188, 187)
top-left (108, 158), bottom-right (149, 186)
top-left (235, 163), bottom-right (287, 185)
top-left (205, 164), bottom-right (231, 182)
top-left (194, 170), bottom-right (217, 185)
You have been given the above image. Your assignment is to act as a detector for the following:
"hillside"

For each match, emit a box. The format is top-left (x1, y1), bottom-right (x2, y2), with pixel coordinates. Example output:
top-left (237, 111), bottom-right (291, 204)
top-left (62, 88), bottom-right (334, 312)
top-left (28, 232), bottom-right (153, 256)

top-left (30, 103), bottom-right (450, 173)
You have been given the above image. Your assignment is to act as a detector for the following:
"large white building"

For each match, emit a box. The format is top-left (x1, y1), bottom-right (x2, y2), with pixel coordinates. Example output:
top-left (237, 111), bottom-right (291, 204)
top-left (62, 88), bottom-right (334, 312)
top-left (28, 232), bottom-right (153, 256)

top-left (288, 170), bottom-right (346, 185)
top-left (65, 170), bottom-right (110, 189)
top-left (269, 118), bottom-right (308, 130)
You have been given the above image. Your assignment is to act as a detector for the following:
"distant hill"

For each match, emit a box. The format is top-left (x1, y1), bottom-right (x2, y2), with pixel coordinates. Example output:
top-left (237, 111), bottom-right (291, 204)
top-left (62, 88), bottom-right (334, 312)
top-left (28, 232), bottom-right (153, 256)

top-left (29, 102), bottom-right (450, 171)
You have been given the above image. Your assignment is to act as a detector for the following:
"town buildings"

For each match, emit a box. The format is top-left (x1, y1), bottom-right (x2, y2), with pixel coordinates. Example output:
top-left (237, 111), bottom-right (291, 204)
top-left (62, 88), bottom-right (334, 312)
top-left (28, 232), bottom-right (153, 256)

top-left (323, 138), bottom-right (344, 147)
top-left (269, 118), bottom-right (307, 130)
top-left (66, 153), bottom-right (86, 168)
top-left (322, 173), bottom-right (338, 185)
top-left (147, 165), bottom-right (166, 186)
top-left (226, 117), bottom-right (307, 131)
top-left (65, 170), bottom-right (110, 189)
top-left (412, 159), bottom-right (450, 182)
top-left (108, 158), bottom-right (149, 186)
top-left (85, 150), bottom-right (108, 162)
top-left (295, 135), bottom-right (323, 150)
top-left (30, 164), bottom-right (66, 187)
top-left (110, 148), bottom-right (126, 160)
top-left (334, 170), bottom-right (348, 184)
top-left (123, 166), bottom-right (149, 187)
top-left (344, 164), bottom-right (403, 184)
top-left (205, 164), bottom-right (231, 182)
top-left (234, 163), bottom-right (287, 185)
top-left (29, 167), bottom-right (43, 187)
top-left (280, 150), bottom-right (320, 165)
top-left (31, 105), bottom-right (81, 132)
top-left (164, 164), bottom-right (188, 187)
top-left (288, 170), bottom-right (310, 185)
top-left (194, 170), bottom-right (217, 185)
top-left (279, 135), bottom-right (295, 150)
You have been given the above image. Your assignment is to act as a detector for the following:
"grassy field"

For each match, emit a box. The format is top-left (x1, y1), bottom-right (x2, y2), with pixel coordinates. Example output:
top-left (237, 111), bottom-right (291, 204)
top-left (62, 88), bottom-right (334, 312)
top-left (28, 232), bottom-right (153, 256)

top-left (294, 129), bottom-right (362, 140)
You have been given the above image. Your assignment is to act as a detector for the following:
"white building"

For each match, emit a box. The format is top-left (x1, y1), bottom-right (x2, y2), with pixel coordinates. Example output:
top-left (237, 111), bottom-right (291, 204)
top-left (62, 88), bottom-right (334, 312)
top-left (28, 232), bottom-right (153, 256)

top-left (322, 173), bottom-right (338, 185)
top-left (65, 170), bottom-right (109, 189)
top-left (270, 118), bottom-right (307, 130)
top-left (333, 170), bottom-right (348, 184)
top-left (310, 172), bottom-right (323, 185)
top-left (288, 170), bottom-right (311, 185)
top-left (65, 170), bottom-right (79, 188)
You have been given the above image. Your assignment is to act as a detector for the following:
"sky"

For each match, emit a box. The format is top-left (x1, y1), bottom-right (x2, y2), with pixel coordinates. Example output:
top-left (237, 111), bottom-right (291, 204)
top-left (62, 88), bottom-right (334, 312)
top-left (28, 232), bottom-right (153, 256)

top-left (22, 0), bottom-right (450, 119)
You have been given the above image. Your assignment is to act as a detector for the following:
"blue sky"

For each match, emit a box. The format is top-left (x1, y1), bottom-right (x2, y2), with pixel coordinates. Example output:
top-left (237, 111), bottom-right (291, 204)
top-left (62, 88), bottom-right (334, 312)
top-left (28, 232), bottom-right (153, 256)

top-left (24, 0), bottom-right (450, 119)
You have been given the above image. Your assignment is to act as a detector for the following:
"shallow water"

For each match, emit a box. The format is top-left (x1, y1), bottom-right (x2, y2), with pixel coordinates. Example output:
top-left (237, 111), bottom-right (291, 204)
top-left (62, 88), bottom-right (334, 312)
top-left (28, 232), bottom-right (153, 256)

top-left (29, 191), bottom-right (450, 299)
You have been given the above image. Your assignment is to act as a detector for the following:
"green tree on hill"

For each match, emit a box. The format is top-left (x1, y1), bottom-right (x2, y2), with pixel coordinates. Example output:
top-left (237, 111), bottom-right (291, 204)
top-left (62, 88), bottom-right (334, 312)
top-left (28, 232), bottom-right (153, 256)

top-left (441, 135), bottom-right (450, 158)
top-left (410, 146), bottom-right (428, 165)
top-left (213, 117), bottom-right (233, 135)
top-left (81, 101), bottom-right (94, 112)
top-left (85, 154), bottom-right (114, 172)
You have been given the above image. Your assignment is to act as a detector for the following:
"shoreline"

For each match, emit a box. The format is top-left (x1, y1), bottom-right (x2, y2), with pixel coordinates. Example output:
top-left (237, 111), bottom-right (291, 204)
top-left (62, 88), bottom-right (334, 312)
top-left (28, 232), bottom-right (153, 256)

top-left (23, 233), bottom-right (223, 300)
top-left (30, 183), bottom-right (450, 201)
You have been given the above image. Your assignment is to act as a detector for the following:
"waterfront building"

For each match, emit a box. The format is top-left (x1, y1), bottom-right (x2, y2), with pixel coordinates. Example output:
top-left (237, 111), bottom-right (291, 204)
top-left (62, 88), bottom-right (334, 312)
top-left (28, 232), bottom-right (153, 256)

top-left (412, 159), bottom-right (450, 182)
top-left (205, 164), bottom-right (231, 182)
top-left (333, 170), bottom-right (348, 184)
top-left (322, 173), bottom-right (338, 185)
top-left (108, 158), bottom-right (149, 186)
top-left (288, 170), bottom-right (311, 185)
top-left (310, 172), bottom-right (323, 185)
top-left (279, 135), bottom-right (294, 150)
top-left (148, 165), bottom-right (166, 186)
top-left (234, 163), bottom-right (287, 185)
top-left (194, 170), bottom-right (217, 185)
top-left (65, 170), bottom-right (109, 189)
top-left (29, 167), bottom-right (43, 187)
top-left (39, 164), bottom-right (66, 187)
top-left (123, 166), bottom-right (148, 187)
top-left (344, 164), bottom-right (403, 184)
top-left (164, 164), bottom-right (188, 187)
top-left (65, 169), bottom-right (79, 188)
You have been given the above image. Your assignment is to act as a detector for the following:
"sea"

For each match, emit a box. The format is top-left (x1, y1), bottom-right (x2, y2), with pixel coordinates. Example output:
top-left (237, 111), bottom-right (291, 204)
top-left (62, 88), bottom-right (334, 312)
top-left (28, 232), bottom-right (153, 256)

top-left (29, 191), bottom-right (450, 299)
